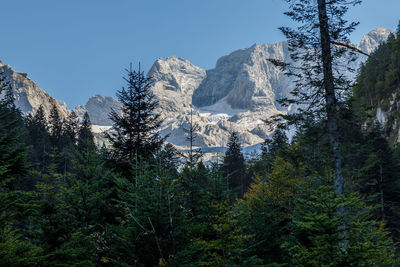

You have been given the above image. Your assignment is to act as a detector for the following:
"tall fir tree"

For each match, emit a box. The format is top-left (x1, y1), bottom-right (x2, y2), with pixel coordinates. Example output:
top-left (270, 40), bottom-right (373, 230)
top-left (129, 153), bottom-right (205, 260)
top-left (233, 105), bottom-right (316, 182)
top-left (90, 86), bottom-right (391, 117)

top-left (183, 109), bottom-right (202, 169)
top-left (48, 103), bottom-right (63, 150)
top-left (107, 64), bottom-right (164, 173)
top-left (276, 0), bottom-right (363, 209)
top-left (261, 127), bottom-right (289, 173)
top-left (222, 132), bottom-right (246, 196)
top-left (77, 112), bottom-right (95, 151)
top-left (0, 73), bottom-right (41, 265)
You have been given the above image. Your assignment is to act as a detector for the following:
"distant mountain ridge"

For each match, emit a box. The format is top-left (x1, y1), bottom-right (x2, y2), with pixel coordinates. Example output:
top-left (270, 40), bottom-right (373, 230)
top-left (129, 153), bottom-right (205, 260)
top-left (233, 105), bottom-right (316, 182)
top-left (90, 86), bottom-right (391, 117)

top-left (1, 28), bottom-right (393, 150)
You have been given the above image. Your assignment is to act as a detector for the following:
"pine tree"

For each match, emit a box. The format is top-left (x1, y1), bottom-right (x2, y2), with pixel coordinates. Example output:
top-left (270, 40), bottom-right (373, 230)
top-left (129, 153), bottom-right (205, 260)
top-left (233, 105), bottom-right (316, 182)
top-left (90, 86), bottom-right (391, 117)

top-left (261, 127), bottom-right (289, 172)
top-left (222, 132), bottom-right (246, 196)
top-left (108, 160), bottom-right (186, 266)
top-left (107, 64), bottom-right (164, 172)
top-left (0, 76), bottom-right (27, 190)
top-left (48, 103), bottom-right (63, 150)
top-left (77, 112), bottom-right (95, 151)
top-left (0, 74), bottom-right (40, 265)
top-left (183, 109), bottom-right (202, 169)
top-left (180, 109), bottom-right (207, 217)
top-left (63, 110), bottom-right (78, 147)
top-left (285, 185), bottom-right (397, 266)
top-left (275, 0), bottom-right (363, 208)
top-left (358, 122), bottom-right (400, 241)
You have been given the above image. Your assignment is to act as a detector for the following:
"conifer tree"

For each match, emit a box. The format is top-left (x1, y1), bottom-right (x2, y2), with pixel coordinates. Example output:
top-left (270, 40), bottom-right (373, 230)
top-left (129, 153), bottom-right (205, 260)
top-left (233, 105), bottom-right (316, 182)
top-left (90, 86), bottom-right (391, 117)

top-left (276, 0), bottom-right (363, 205)
top-left (109, 160), bottom-right (186, 266)
top-left (222, 132), bottom-right (246, 196)
top-left (261, 127), bottom-right (289, 172)
top-left (63, 110), bottom-right (78, 147)
top-left (26, 105), bottom-right (50, 156)
top-left (286, 185), bottom-right (397, 265)
top-left (107, 64), bottom-right (164, 171)
top-left (77, 112), bottom-right (95, 151)
top-left (180, 109), bottom-right (207, 216)
top-left (48, 103), bottom-right (63, 149)
top-left (0, 74), bottom-right (40, 264)
top-left (183, 109), bottom-right (202, 169)
top-left (358, 122), bottom-right (400, 240)
top-left (0, 76), bottom-right (27, 189)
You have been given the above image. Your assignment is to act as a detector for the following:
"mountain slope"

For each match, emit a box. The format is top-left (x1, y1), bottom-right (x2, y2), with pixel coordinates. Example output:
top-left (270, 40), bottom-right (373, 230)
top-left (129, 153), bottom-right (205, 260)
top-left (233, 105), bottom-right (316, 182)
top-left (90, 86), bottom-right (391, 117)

top-left (0, 61), bottom-right (69, 118)
top-left (354, 28), bottom-right (400, 143)
top-left (1, 27), bottom-right (392, 150)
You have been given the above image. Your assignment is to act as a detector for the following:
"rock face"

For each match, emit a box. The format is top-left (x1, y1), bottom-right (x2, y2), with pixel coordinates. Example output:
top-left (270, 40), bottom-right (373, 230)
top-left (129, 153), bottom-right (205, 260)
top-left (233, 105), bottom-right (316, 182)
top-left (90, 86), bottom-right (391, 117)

top-left (0, 61), bottom-right (69, 118)
top-left (150, 52), bottom-right (285, 149)
top-left (151, 28), bottom-right (392, 149)
top-left (74, 95), bottom-right (120, 126)
top-left (360, 27), bottom-right (393, 54)
top-left (1, 27), bottom-right (392, 151)
top-left (148, 56), bottom-right (206, 114)
top-left (193, 42), bottom-right (292, 111)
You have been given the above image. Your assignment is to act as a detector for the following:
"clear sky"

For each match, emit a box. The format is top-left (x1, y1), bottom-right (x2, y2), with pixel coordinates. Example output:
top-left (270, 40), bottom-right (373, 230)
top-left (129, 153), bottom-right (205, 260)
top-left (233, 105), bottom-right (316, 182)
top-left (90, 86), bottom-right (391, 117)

top-left (1, 0), bottom-right (399, 108)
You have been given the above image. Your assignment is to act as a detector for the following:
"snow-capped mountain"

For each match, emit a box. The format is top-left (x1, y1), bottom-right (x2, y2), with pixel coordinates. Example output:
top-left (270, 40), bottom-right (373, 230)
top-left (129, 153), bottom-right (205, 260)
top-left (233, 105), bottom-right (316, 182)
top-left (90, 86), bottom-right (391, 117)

top-left (1, 28), bottom-right (393, 151)
top-left (148, 28), bottom-right (392, 149)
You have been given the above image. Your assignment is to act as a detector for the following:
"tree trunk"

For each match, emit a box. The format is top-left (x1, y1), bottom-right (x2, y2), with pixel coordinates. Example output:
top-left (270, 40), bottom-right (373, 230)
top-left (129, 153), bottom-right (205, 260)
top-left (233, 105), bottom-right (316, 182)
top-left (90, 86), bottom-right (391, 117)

top-left (317, 0), bottom-right (344, 204)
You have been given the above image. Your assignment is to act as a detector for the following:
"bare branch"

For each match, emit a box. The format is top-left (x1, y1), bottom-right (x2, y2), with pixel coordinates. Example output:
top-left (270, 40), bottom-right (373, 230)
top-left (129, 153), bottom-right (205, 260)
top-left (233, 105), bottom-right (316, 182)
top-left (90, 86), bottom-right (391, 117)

top-left (331, 40), bottom-right (370, 57)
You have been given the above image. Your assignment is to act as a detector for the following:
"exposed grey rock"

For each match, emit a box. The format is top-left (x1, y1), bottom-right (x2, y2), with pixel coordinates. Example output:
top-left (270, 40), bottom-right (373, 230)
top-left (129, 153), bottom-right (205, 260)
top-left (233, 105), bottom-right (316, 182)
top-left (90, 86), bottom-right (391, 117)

top-left (192, 42), bottom-right (292, 111)
top-left (74, 95), bottom-right (120, 126)
top-left (148, 56), bottom-right (278, 148)
top-left (0, 61), bottom-right (69, 118)
top-left (1, 27), bottom-right (391, 152)
top-left (360, 27), bottom-right (393, 54)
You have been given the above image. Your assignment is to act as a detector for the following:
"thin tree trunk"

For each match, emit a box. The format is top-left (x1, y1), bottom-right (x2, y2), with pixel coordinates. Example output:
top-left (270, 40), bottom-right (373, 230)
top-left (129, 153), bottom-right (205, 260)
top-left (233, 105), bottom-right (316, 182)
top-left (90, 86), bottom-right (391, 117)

top-left (379, 164), bottom-right (385, 217)
top-left (318, 0), bottom-right (346, 250)
top-left (317, 0), bottom-right (344, 201)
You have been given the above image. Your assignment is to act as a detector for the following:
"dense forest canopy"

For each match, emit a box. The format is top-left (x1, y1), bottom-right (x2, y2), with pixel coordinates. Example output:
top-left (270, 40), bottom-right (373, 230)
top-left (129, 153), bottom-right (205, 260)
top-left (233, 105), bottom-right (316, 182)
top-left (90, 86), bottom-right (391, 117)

top-left (1, 1), bottom-right (400, 266)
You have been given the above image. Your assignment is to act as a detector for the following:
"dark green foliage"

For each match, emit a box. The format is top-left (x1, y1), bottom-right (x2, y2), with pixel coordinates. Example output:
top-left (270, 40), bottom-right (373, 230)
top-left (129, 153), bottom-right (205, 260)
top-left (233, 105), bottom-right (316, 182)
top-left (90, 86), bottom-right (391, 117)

top-left (355, 122), bottom-right (400, 241)
top-left (353, 23), bottom-right (400, 143)
top-left (222, 132), bottom-right (246, 196)
top-left (286, 184), bottom-right (397, 266)
top-left (25, 105), bottom-right (51, 182)
top-left (107, 64), bottom-right (164, 172)
top-left (77, 112), bottom-right (95, 151)
top-left (261, 128), bottom-right (289, 172)
top-left (0, 225), bottom-right (42, 266)
top-left (107, 160), bottom-right (186, 266)
top-left (354, 30), bottom-right (400, 108)
top-left (0, 74), bottom-right (40, 265)
top-left (0, 79), bottom-right (28, 189)
top-left (49, 103), bottom-right (64, 149)
top-left (3, 51), bottom-right (400, 265)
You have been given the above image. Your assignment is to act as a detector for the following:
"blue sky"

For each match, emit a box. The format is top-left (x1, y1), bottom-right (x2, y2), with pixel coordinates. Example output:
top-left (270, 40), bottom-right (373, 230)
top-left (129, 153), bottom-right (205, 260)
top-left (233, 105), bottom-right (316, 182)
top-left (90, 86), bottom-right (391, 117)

top-left (1, 0), bottom-right (399, 108)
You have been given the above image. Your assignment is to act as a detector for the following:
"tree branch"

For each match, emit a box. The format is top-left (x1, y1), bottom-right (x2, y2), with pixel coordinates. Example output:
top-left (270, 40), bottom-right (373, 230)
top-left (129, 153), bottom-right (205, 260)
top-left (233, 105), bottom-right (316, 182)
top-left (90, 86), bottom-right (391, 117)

top-left (331, 40), bottom-right (370, 57)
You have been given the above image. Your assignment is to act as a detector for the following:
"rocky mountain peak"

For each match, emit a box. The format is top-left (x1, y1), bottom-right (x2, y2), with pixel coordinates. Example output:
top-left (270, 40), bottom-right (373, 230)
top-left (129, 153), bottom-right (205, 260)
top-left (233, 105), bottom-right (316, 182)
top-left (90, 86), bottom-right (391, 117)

top-left (360, 27), bottom-right (393, 54)
top-left (74, 94), bottom-right (120, 126)
top-left (1, 27), bottom-right (393, 152)
top-left (148, 56), bottom-right (205, 96)
top-left (192, 41), bottom-right (291, 111)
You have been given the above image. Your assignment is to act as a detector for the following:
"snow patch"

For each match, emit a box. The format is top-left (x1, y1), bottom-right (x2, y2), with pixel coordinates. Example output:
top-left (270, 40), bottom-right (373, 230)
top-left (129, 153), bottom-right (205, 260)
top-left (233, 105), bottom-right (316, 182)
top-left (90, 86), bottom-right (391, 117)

top-left (91, 125), bottom-right (112, 134)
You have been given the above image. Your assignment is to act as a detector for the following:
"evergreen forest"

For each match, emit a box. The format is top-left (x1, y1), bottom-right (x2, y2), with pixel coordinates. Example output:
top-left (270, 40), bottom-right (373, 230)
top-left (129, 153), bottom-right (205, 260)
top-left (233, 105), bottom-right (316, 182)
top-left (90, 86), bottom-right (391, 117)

top-left (2, 1), bottom-right (400, 266)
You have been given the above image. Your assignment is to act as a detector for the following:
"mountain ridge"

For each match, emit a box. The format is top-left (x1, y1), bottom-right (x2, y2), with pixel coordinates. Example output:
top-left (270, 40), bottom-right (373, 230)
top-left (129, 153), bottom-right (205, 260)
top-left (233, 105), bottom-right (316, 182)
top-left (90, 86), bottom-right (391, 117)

top-left (1, 27), bottom-right (392, 150)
